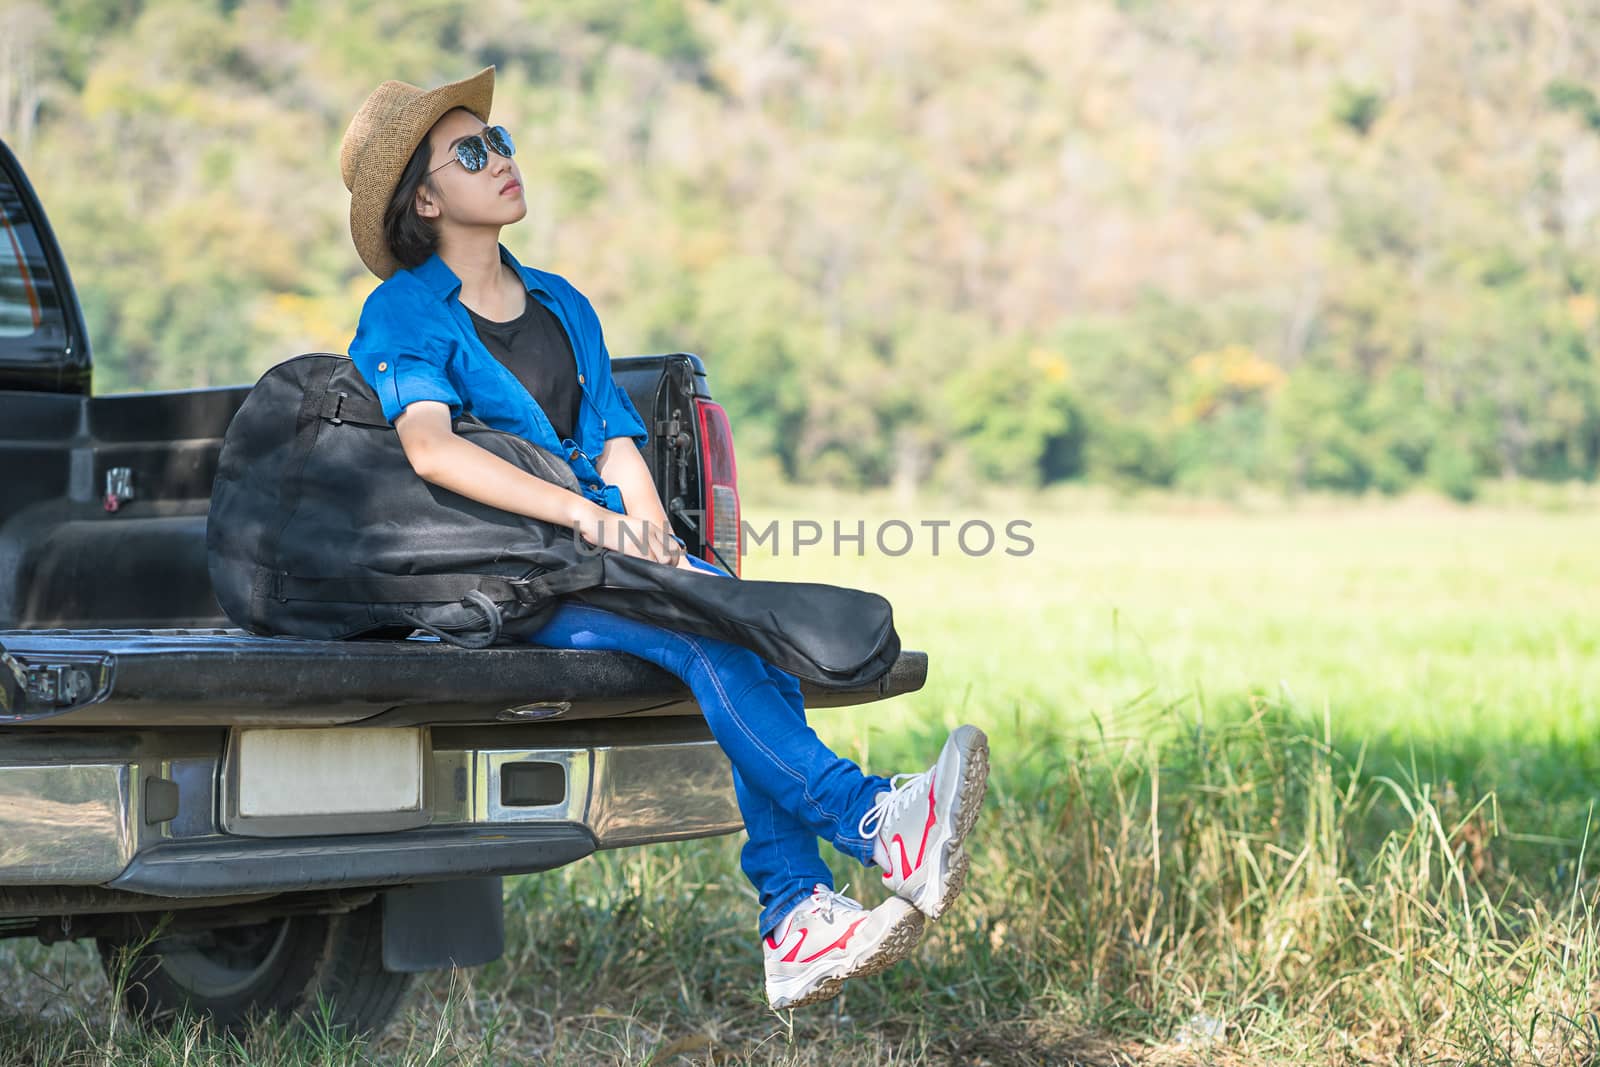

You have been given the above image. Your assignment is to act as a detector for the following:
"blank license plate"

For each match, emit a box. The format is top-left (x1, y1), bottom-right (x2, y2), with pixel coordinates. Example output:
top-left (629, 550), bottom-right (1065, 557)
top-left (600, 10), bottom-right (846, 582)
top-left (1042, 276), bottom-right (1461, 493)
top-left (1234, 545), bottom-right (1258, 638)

top-left (235, 727), bottom-right (424, 818)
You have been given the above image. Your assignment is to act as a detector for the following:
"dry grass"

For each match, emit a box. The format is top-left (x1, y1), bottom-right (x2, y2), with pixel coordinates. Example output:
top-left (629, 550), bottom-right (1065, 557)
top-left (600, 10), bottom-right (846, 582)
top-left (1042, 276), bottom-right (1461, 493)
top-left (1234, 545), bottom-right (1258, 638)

top-left (4, 494), bottom-right (1600, 1064)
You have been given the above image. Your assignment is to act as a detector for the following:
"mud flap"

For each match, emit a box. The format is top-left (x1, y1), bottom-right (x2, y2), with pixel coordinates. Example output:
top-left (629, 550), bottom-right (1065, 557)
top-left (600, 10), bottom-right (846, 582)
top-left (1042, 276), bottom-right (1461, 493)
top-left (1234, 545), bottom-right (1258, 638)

top-left (381, 875), bottom-right (505, 972)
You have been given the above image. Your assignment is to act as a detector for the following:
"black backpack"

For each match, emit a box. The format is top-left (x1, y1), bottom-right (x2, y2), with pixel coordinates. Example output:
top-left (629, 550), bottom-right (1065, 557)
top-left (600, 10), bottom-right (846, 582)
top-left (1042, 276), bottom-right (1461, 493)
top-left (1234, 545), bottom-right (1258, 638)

top-left (206, 353), bottom-right (900, 689)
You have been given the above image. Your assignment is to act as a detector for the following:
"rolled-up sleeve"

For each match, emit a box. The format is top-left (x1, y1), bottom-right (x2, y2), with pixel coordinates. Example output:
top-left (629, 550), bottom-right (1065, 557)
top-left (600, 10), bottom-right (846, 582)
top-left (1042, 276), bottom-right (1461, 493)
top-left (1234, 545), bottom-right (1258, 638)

top-left (348, 288), bottom-right (462, 424)
top-left (575, 293), bottom-right (650, 450)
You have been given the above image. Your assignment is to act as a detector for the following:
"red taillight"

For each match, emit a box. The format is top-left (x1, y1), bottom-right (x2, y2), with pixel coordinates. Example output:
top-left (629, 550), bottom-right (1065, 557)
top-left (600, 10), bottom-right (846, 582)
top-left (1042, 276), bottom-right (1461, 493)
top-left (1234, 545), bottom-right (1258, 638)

top-left (0, 208), bottom-right (41, 328)
top-left (693, 398), bottom-right (740, 576)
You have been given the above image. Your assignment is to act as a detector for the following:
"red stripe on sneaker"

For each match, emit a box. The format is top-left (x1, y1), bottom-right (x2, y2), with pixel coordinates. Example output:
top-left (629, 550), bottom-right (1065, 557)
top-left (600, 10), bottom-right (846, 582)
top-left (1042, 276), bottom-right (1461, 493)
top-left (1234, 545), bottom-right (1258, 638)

top-left (798, 918), bottom-right (867, 964)
top-left (780, 928), bottom-right (811, 963)
top-left (891, 836), bottom-right (913, 879)
top-left (883, 771), bottom-right (941, 880)
top-left (913, 770), bottom-right (939, 869)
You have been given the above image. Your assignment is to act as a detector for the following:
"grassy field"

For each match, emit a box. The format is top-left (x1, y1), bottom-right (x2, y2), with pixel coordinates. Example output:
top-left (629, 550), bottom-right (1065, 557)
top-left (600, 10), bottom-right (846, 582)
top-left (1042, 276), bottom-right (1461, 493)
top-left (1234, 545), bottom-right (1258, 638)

top-left (4, 489), bottom-right (1600, 1064)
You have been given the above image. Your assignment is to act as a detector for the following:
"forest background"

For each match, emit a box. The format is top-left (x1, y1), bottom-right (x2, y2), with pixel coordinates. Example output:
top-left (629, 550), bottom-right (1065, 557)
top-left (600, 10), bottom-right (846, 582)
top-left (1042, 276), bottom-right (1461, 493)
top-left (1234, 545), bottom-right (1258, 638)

top-left (6, 0), bottom-right (1600, 502)
top-left (11, 4), bottom-right (1600, 1062)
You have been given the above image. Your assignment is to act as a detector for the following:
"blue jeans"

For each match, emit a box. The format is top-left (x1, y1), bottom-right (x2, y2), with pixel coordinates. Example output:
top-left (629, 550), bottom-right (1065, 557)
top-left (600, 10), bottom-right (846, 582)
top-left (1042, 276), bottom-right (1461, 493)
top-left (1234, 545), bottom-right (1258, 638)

top-left (520, 553), bottom-right (891, 936)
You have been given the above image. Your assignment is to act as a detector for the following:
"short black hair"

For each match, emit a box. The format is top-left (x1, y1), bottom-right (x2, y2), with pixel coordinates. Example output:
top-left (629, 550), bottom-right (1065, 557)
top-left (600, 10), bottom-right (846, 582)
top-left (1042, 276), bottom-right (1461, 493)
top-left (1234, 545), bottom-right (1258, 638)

top-left (383, 137), bottom-right (439, 270)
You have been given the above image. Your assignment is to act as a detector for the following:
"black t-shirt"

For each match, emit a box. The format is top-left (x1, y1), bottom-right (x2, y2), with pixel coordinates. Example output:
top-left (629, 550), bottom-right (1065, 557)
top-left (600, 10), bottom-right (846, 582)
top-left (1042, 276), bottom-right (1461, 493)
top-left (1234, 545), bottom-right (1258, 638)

top-left (465, 292), bottom-right (582, 443)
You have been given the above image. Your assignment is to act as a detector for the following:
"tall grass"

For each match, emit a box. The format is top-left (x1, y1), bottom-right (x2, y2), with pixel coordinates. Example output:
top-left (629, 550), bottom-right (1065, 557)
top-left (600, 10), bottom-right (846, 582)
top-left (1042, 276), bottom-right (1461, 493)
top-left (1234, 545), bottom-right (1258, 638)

top-left (3, 494), bottom-right (1599, 1064)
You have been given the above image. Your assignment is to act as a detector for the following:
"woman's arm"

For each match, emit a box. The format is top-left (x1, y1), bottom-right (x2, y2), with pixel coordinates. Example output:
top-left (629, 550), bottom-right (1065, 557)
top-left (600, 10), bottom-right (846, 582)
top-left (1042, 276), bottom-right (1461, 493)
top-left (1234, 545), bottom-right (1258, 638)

top-left (595, 436), bottom-right (669, 530)
top-left (596, 435), bottom-right (696, 569)
top-left (392, 401), bottom-right (680, 564)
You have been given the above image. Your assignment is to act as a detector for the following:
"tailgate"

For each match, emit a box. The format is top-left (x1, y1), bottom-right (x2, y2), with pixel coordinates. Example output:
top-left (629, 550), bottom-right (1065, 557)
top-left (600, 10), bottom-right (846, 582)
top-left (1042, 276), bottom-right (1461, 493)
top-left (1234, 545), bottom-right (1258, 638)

top-left (0, 629), bottom-right (929, 728)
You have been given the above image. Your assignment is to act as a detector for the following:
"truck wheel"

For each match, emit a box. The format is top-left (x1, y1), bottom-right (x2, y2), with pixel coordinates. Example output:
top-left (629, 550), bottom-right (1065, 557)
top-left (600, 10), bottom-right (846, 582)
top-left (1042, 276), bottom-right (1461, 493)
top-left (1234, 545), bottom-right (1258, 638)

top-left (95, 901), bottom-right (413, 1037)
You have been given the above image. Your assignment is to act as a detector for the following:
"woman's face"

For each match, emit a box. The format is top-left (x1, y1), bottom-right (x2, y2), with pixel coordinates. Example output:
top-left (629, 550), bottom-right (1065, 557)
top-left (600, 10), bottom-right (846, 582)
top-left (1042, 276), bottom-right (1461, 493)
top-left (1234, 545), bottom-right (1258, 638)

top-left (416, 107), bottom-right (526, 231)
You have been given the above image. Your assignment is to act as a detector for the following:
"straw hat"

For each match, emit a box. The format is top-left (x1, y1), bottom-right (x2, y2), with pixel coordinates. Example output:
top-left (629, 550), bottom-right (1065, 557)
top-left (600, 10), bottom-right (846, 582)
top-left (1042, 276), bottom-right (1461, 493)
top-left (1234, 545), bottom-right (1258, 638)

top-left (339, 66), bottom-right (496, 279)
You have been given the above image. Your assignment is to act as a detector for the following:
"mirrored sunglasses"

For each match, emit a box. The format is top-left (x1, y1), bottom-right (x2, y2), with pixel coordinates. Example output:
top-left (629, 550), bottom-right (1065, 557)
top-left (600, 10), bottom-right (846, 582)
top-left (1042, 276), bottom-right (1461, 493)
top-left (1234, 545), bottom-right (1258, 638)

top-left (429, 125), bottom-right (516, 175)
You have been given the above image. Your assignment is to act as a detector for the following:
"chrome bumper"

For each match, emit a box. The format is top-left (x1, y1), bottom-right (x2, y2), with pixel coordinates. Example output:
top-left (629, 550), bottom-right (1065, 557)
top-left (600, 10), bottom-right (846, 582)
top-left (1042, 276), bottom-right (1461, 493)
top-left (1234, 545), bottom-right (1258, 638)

top-left (0, 727), bottom-right (741, 896)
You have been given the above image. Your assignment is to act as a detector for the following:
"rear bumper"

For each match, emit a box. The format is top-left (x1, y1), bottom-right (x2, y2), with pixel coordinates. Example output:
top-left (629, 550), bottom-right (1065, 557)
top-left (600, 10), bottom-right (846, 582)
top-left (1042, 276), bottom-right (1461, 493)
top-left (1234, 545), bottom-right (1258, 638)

top-left (108, 825), bottom-right (599, 897)
top-left (0, 721), bottom-right (741, 898)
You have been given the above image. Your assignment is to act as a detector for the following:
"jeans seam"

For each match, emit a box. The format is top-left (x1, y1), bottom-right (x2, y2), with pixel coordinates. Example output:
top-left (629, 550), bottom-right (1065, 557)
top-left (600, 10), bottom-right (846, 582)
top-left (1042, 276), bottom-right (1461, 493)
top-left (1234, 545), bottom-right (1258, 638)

top-left (678, 633), bottom-right (849, 832)
top-left (758, 660), bottom-right (862, 858)
top-left (680, 633), bottom-right (808, 796)
top-left (834, 791), bottom-right (883, 863)
top-left (762, 885), bottom-right (815, 938)
top-left (751, 659), bottom-right (850, 862)
top-left (525, 604), bottom-right (855, 923)
top-left (757, 791), bottom-right (800, 929)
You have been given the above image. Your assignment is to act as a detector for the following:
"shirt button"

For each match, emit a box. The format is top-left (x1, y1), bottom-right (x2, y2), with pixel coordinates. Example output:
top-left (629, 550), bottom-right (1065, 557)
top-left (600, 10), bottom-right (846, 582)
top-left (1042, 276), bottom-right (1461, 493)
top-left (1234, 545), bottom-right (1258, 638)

top-left (377, 361), bottom-right (388, 372)
top-left (589, 483), bottom-right (600, 491)
top-left (569, 450), bottom-right (580, 460)
top-left (578, 374), bottom-right (586, 384)
top-left (602, 419), bottom-right (607, 428)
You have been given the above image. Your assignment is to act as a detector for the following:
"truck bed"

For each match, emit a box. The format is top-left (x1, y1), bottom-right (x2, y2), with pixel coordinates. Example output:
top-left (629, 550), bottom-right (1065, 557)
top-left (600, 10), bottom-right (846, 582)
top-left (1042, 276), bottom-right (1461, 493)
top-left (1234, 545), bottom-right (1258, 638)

top-left (0, 628), bottom-right (929, 727)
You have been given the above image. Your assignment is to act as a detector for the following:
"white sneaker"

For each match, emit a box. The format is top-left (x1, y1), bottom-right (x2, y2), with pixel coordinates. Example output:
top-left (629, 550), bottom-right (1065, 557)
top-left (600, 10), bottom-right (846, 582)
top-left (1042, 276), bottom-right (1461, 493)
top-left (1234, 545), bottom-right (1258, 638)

top-left (858, 724), bottom-right (990, 920)
top-left (762, 884), bottom-right (925, 1010)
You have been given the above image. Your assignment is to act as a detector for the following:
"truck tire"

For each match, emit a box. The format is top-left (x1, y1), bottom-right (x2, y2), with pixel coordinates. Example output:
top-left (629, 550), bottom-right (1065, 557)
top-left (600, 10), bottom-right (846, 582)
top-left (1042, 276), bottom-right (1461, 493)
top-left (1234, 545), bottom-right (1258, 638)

top-left (95, 901), bottom-right (413, 1037)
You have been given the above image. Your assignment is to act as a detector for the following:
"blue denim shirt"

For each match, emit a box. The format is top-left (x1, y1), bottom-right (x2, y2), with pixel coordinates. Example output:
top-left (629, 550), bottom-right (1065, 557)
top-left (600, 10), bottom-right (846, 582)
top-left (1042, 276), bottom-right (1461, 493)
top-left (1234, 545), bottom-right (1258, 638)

top-left (347, 245), bottom-right (650, 516)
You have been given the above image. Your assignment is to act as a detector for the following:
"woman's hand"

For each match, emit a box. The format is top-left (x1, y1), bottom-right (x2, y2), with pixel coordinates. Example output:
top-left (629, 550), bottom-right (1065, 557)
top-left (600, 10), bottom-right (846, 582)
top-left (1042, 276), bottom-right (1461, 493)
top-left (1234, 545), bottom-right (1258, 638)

top-left (572, 505), bottom-right (680, 565)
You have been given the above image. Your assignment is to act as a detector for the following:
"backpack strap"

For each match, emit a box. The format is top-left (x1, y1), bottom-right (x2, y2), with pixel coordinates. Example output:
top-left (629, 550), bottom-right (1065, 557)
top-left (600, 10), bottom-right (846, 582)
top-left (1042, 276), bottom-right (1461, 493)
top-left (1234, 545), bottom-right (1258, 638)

top-left (271, 555), bottom-right (606, 604)
top-left (316, 386), bottom-right (495, 433)
top-left (252, 358), bottom-right (339, 614)
top-left (317, 388), bottom-right (390, 428)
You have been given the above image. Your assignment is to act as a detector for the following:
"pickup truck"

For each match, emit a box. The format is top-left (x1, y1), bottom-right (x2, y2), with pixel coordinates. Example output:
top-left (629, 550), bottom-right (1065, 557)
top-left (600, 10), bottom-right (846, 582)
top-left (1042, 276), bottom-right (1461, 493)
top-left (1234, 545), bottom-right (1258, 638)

top-left (0, 138), bottom-right (926, 1035)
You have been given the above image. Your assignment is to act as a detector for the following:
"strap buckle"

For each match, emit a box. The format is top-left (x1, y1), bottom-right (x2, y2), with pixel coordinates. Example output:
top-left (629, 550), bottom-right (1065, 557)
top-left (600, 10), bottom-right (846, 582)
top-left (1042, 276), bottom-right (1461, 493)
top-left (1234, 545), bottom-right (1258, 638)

top-left (506, 575), bottom-right (547, 605)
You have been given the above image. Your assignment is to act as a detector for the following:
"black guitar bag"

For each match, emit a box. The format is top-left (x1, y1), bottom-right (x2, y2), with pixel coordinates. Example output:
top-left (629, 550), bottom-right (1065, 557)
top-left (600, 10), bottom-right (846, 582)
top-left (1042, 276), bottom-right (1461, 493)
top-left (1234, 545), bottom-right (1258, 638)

top-left (205, 353), bottom-right (900, 689)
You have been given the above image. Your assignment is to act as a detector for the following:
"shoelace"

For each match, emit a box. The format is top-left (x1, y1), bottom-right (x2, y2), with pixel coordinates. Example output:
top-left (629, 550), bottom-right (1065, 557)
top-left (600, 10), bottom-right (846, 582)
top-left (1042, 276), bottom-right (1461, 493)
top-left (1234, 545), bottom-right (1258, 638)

top-left (857, 770), bottom-right (929, 841)
top-left (804, 883), bottom-right (861, 924)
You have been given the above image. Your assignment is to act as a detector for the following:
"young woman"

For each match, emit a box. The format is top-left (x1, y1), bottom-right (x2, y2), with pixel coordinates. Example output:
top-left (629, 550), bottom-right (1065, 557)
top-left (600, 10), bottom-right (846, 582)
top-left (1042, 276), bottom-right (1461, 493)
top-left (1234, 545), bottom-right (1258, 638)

top-left (340, 68), bottom-right (990, 1010)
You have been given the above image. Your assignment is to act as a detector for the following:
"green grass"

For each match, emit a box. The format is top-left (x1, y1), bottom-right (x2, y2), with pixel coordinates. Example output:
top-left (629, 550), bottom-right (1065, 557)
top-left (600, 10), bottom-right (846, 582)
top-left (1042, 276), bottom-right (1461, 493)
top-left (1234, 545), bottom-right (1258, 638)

top-left (5, 491), bottom-right (1600, 1064)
